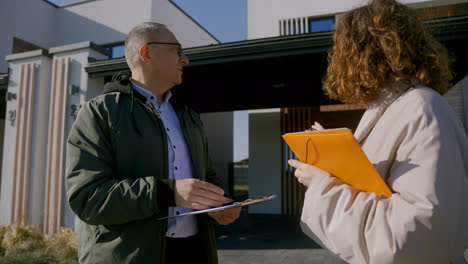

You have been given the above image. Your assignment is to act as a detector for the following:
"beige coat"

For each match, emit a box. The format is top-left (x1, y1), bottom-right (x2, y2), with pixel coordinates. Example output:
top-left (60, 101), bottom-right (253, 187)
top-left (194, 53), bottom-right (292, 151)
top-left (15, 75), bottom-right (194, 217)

top-left (300, 85), bottom-right (468, 264)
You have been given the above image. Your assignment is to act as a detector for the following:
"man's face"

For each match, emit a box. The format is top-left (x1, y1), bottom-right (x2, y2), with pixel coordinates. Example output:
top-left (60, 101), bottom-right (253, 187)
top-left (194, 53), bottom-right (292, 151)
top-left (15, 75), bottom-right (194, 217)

top-left (147, 29), bottom-right (189, 88)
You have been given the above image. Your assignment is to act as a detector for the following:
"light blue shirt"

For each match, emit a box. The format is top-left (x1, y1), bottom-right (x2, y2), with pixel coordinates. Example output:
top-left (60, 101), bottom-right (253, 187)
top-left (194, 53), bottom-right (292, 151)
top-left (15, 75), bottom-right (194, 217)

top-left (131, 81), bottom-right (198, 238)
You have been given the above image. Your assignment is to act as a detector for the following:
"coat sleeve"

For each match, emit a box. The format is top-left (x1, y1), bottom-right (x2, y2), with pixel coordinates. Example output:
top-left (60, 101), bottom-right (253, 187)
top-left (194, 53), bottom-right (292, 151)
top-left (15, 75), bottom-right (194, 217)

top-left (65, 97), bottom-right (175, 226)
top-left (300, 103), bottom-right (468, 263)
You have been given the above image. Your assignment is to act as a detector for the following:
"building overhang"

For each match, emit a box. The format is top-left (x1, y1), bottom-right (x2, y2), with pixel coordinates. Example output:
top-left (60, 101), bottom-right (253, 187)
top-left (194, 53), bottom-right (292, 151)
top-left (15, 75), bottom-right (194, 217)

top-left (85, 31), bottom-right (334, 78)
top-left (84, 16), bottom-right (468, 112)
top-left (0, 73), bottom-right (8, 89)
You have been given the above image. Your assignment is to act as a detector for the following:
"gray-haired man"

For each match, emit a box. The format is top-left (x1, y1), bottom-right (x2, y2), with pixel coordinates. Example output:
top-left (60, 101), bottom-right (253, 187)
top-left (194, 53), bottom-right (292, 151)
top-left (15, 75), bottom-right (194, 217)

top-left (65, 22), bottom-right (241, 264)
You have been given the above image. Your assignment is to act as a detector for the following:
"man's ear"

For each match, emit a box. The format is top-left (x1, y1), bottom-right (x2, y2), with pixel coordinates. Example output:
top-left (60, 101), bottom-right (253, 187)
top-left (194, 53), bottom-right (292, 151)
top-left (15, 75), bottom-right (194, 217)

top-left (138, 44), bottom-right (152, 64)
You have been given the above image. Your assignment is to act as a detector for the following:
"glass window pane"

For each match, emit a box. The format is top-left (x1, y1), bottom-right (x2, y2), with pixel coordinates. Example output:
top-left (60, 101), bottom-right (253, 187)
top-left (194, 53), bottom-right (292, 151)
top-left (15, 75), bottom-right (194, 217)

top-left (309, 18), bottom-right (334, 33)
top-left (111, 45), bottom-right (125, 59)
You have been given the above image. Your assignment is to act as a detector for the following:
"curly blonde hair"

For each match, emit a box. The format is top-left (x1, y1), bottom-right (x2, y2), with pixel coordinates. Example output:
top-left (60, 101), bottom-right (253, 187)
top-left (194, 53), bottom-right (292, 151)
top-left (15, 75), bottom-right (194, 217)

top-left (323, 0), bottom-right (453, 104)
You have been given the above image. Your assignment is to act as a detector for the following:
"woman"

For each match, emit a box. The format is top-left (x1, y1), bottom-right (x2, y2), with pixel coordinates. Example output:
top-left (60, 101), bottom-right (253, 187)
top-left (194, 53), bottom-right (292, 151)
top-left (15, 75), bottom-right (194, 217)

top-left (288, 0), bottom-right (468, 263)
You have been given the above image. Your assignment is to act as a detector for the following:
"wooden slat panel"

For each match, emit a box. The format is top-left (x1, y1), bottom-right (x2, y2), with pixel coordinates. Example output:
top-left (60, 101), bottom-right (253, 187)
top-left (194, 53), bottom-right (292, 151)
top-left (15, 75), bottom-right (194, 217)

top-left (44, 57), bottom-right (70, 234)
top-left (280, 105), bottom-right (365, 216)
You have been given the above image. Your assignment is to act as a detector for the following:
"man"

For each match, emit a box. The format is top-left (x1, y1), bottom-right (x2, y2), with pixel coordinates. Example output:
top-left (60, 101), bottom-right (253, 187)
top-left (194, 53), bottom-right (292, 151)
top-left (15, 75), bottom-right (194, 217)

top-left (65, 22), bottom-right (241, 264)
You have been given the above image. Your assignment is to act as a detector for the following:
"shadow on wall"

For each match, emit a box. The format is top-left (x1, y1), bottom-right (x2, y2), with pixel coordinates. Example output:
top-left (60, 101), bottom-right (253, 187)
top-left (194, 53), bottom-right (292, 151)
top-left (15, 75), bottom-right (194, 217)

top-left (54, 7), bottom-right (127, 46)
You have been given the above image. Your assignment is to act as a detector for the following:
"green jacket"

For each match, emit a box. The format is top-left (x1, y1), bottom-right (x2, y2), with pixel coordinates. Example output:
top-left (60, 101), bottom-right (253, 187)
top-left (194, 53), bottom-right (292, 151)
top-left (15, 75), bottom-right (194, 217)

top-left (65, 73), bottom-right (222, 264)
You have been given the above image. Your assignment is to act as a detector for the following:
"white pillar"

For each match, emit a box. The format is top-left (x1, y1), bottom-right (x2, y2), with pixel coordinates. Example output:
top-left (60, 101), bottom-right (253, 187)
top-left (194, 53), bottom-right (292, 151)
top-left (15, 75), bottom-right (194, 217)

top-left (0, 49), bottom-right (52, 227)
top-left (248, 108), bottom-right (282, 214)
top-left (200, 112), bottom-right (234, 196)
top-left (44, 41), bottom-right (107, 234)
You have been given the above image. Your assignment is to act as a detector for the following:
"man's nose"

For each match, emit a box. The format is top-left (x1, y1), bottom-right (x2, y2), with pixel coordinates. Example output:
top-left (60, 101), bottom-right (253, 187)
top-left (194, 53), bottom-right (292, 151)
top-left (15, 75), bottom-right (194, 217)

top-left (180, 53), bottom-right (189, 65)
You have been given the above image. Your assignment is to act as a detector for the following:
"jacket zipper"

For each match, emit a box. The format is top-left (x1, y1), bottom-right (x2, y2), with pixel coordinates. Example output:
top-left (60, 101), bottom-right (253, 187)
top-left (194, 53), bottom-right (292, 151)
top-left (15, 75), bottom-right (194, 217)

top-left (146, 103), bottom-right (170, 181)
top-left (176, 108), bottom-right (201, 180)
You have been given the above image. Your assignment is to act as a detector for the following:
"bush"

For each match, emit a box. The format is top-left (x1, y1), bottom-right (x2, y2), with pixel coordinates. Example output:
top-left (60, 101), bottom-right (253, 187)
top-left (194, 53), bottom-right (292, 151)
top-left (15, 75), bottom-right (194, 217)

top-left (3, 226), bottom-right (45, 257)
top-left (0, 225), bottom-right (77, 264)
top-left (45, 228), bottom-right (78, 261)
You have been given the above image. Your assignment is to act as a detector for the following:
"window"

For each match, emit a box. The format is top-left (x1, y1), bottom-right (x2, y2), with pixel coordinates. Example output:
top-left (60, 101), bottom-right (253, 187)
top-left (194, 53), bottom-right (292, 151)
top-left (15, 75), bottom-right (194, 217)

top-left (308, 17), bottom-right (334, 33)
top-left (279, 16), bottom-right (335, 36)
top-left (101, 42), bottom-right (125, 59)
top-left (110, 44), bottom-right (125, 59)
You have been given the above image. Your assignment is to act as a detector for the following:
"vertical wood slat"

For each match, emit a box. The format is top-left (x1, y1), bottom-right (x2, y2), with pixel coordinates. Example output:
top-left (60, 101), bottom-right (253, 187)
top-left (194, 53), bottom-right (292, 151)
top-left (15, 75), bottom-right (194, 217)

top-left (22, 63), bottom-right (37, 225)
top-left (55, 57), bottom-right (70, 233)
top-left (17, 65), bottom-right (30, 225)
top-left (44, 57), bottom-right (70, 234)
top-left (11, 65), bottom-right (25, 224)
top-left (282, 109), bottom-right (286, 215)
top-left (281, 106), bottom-right (314, 216)
top-left (45, 59), bottom-right (58, 234)
top-left (286, 108), bottom-right (293, 215)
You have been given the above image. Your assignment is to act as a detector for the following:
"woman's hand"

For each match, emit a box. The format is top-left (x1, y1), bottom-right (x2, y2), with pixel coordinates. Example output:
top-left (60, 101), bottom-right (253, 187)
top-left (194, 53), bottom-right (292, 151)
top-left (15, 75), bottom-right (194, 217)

top-left (288, 159), bottom-right (330, 187)
top-left (306, 121), bottom-right (325, 132)
top-left (311, 121), bottom-right (325, 131)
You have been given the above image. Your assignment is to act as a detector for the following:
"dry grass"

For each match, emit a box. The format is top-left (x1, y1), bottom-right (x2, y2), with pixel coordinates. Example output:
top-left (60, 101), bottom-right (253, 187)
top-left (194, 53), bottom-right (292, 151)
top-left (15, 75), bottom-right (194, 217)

top-left (45, 227), bottom-right (78, 261)
top-left (0, 225), bottom-right (77, 264)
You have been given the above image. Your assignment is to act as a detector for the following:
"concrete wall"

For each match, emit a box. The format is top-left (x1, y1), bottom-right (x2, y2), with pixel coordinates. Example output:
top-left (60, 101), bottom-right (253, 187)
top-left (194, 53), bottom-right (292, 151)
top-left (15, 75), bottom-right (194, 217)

top-left (56, 0), bottom-right (218, 47)
top-left (0, 51), bottom-right (53, 226)
top-left (248, 109), bottom-right (281, 214)
top-left (1, 0), bottom-right (218, 73)
top-left (0, 0), bottom-right (56, 72)
top-left (54, 0), bottom-right (149, 46)
top-left (247, 0), bottom-right (468, 39)
top-left (150, 0), bottom-right (219, 48)
top-left (200, 112), bottom-right (234, 196)
top-left (46, 42), bottom-right (108, 232)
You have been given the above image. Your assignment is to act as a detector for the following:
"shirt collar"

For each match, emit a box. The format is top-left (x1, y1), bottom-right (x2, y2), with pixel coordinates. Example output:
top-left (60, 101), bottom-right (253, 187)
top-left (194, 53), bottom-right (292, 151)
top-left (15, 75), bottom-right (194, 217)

top-left (130, 79), bottom-right (172, 105)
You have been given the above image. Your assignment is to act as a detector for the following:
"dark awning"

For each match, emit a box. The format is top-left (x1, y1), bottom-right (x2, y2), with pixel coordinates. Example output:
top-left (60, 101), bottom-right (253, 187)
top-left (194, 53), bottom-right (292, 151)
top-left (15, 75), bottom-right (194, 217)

top-left (85, 16), bottom-right (468, 112)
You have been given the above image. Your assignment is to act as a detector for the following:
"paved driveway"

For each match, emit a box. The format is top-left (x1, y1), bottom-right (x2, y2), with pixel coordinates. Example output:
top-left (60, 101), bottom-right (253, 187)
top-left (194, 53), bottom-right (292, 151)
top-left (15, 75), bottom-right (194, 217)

top-left (215, 210), bottom-right (345, 264)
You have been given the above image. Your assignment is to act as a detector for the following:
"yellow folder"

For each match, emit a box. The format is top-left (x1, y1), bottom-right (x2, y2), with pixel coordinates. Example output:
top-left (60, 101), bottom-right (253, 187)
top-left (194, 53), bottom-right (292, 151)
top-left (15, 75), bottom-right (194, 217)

top-left (282, 128), bottom-right (392, 197)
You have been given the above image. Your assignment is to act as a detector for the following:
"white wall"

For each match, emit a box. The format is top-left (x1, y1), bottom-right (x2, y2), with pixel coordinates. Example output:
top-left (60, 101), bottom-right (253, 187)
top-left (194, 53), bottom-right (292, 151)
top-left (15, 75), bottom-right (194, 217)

top-left (54, 0), bottom-right (149, 46)
top-left (1, 0), bottom-right (218, 73)
top-left (247, 0), bottom-right (468, 40)
top-left (150, 0), bottom-right (219, 48)
top-left (0, 0), bottom-right (56, 72)
top-left (48, 43), bottom-right (108, 230)
top-left (0, 53), bottom-right (53, 226)
top-left (200, 112), bottom-right (234, 196)
top-left (54, 0), bottom-right (218, 48)
top-left (248, 109), bottom-right (281, 214)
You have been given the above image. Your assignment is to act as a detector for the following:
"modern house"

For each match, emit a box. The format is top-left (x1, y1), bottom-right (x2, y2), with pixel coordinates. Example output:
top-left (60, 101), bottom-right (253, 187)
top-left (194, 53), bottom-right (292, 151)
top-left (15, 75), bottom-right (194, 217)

top-left (0, 0), bottom-right (467, 235)
top-left (0, 0), bottom-right (220, 234)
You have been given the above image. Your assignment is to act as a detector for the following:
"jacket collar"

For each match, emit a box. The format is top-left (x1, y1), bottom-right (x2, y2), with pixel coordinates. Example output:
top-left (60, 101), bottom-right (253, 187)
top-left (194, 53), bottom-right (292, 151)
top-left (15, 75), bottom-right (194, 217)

top-left (354, 81), bottom-right (413, 143)
top-left (104, 71), bottom-right (184, 111)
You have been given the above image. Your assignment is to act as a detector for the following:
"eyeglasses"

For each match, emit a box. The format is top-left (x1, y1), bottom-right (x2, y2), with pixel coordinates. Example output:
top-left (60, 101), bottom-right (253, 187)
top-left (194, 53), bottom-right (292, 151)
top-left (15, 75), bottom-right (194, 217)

top-left (146, 42), bottom-right (183, 57)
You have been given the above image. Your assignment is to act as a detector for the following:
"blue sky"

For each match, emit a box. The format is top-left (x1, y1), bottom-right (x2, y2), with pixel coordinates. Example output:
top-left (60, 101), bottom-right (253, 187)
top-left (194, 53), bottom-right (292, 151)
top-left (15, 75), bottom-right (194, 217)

top-left (46, 0), bottom-right (249, 162)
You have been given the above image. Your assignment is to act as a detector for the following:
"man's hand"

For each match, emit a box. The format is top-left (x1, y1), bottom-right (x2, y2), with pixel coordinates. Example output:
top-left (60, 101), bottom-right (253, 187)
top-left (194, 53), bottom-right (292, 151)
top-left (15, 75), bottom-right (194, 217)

top-left (208, 206), bottom-right (241, 225)
top-left (175, 179), bottom-right (231, 210)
